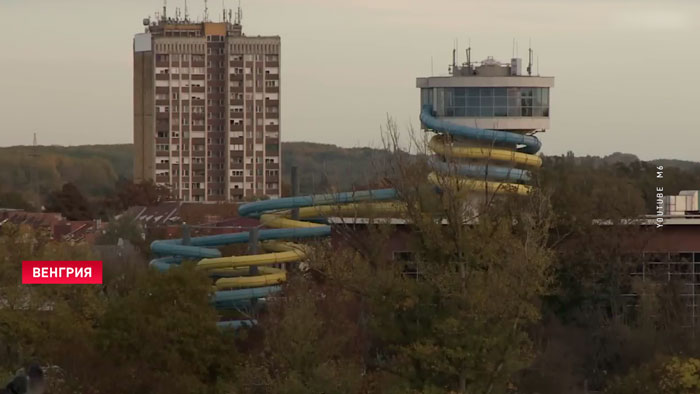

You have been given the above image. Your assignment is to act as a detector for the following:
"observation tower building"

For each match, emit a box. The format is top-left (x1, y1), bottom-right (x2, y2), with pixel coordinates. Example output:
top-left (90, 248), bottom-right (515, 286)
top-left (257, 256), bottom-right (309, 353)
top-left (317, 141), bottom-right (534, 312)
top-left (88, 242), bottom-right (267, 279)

top-left (416, 48), bottom-right (555, 194)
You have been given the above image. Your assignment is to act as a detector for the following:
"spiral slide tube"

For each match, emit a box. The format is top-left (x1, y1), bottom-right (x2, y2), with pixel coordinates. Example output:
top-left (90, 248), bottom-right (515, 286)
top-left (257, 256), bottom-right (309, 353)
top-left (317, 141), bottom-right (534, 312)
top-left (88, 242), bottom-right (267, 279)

top-left (150, 105), bottom-right (542, 326)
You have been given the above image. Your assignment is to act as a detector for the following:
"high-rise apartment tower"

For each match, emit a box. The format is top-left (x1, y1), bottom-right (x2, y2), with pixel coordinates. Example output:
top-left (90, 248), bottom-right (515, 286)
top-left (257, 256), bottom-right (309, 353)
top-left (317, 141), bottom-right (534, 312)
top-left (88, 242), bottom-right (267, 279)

top-left (133, 11), bottom-right (281, 201)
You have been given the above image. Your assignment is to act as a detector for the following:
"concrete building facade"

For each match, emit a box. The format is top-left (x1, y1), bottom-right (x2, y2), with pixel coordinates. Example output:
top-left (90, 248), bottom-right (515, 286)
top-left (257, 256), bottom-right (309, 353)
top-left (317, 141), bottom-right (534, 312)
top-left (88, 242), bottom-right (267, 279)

top-left (133, 16), bottom-right (281, 202)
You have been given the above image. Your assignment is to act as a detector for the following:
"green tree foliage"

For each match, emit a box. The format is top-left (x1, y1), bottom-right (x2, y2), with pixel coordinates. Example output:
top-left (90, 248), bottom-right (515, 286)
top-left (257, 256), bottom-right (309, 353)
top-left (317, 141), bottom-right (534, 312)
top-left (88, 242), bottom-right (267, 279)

top-left (237, 275), bottom-right (367, 394)
top-left (0, 224), bottom-right (239, 393)
top-left (0, 191), bottom-right (35, 211)
top-left (95, 214), bottom-right (147, 254)
top-left (43, 183), bottom-right (94, 220)
top-left (0, 145), bottom-right (131, 206)
top-left (606, 357), bottom-right (700, 394)
top-left (93, 265), bottom-right (238, 394)
top-left (0, 224), bottom-right (100, 381)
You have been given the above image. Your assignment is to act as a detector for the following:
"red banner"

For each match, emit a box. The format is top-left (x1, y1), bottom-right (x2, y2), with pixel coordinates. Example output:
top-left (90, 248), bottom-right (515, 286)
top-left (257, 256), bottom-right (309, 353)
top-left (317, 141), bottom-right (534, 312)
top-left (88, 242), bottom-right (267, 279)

top-left (22, 261), bottom-right (103, 284)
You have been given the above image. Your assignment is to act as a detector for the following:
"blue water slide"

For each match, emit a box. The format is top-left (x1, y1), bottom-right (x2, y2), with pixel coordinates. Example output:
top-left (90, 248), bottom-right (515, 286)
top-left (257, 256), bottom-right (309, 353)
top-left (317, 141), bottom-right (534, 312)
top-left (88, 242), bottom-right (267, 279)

top-left (238, 188), bottom-right (399, 218)
top-left (150, 226), bottom-right (331, 260)
top-left (427, 158), bottom-right (531, 182)
top-left (217, 320), bottom-right (258, 329)
top-left (420, 105), bottom-right (542, 154)
top-left (212, 286), bottom-right (281, 309)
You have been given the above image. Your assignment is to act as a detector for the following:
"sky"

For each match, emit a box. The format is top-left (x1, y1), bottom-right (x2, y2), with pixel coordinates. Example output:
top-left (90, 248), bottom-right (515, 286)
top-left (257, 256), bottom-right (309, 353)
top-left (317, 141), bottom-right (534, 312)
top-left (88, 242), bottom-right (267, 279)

top-left (1, 0), bottom-right (700, 160)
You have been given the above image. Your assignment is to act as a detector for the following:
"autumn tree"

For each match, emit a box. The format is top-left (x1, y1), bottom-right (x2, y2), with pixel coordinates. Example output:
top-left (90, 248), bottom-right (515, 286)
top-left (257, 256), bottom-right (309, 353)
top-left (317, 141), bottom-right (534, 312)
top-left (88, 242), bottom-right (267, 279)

top-left (44, 183), bottom-right (94, 220)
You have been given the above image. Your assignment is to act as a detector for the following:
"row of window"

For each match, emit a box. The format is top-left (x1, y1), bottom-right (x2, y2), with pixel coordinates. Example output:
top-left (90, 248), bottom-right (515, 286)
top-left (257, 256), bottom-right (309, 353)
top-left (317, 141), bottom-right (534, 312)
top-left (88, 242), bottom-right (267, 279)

top-left (157, 157), bottom-right (279, 166)
top-left (422, 87), bottom-right (550, 118)
top-left (157, 143), bottom-right (279, 152)
top-left (155, 53), bottom-right (279, 63)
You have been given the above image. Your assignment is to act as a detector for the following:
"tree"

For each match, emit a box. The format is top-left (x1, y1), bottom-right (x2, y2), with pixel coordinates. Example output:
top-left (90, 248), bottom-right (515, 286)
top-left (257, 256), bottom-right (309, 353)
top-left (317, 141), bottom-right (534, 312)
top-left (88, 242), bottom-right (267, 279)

top-left (237, 273), bottom-right (367, 394)
top-left (606, 357), bottom-right (700, 394)
top-left (0, 224), bottom-right (100, 384)
top-left (94, 214), bottom-right (146, 254)
top-left (43, 183), bottom-right (93, 220)
top-left (242, 119), bottom-right (555, 394)
top-left (0, 191), bottom-right (35, 211)
top-left (92, 264), bottom-right (238, 394)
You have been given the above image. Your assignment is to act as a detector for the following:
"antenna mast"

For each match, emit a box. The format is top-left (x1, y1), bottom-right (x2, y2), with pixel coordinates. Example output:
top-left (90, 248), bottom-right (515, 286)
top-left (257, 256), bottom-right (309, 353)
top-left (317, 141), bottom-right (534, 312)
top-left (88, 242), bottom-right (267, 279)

top-left (163, 0), bottom-right (167, 21)
top-left (222, 0), bottom-right (226, 22)
top-left (451, 39), bottom-right (456, 73)
top-left (466, 39), bottom-right (471, 68)
top-left (236, 1), bottom-right (242, 25)
top-left (204, 0), bottom-right (209, 21)
top-left (184, 0), bottom-right (189, 21)
top-left (527, 40), bottom-right (533, 76)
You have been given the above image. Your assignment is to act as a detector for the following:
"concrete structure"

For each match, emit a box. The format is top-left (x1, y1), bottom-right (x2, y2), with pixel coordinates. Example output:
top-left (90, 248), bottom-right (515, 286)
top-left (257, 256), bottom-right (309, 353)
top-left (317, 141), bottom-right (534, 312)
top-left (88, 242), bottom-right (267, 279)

top-left (133, 12), bottom-right (281, 202)
top-left (417, 51), bottom-right (554, 133)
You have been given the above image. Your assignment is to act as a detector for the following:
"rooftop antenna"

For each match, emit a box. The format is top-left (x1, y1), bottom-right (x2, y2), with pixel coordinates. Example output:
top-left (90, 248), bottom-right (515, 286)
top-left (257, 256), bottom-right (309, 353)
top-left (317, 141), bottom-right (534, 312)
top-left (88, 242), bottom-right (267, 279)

top-left (229, 9), bottom-right (233, 24)
top-left (452, 40), bottom-right (456, 73)
top-left (236, 1), bottom-right (242, 25)
top-left (162, 0), bottom-right (167, 21)
top-left (175, 7), bottom-right (181, 21)
top-left (512, 38), bottom-right (515, 58)
top-left (222, 0), bottom-right (226, 22)
top-left (527, 40), bottom-right (533, 76)
top-left (466, 39), bottom-right (471, 68)
top-left (184, 0), bottom-right (189, 21)
top-left (456, 38), bottom-right (459, 66)
top-left (204, 0), bottom-right (209, 21)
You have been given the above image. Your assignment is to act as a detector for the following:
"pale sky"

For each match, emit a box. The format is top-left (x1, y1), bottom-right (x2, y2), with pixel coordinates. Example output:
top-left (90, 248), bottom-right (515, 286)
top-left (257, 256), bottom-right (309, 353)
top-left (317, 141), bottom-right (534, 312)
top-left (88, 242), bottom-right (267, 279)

top-left (1, 0), bottom-right (700, 161)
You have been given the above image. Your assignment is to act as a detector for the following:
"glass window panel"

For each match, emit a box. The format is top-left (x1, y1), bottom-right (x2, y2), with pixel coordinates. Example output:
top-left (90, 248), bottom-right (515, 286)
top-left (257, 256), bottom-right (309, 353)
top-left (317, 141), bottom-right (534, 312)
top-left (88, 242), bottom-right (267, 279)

top-left (446, 107), bottom-right (455, 116)
top-left (542, 89), bottom-right (549, 105)
top-left (495, 97), bottom-right (507, 107)
top-left (520, 88), bottom-right (533, 97)
top-left (421, 89), bottom-right (432, 107)
top-left (480, 87), bottom-right (494, 97)
top-left (533, 107), bottom-right (544, 117)
top-left (507, 87), bottom-right (520, 98)
top-left (467, 107), bottom-right (479, 117)
top-left (521, 107), bottom-right (532, 117)
top-left (508, 107), bottom-right (520, 117)
top-left (454, 107), bottom-right (466, 116)
top-left (494, 88), bottom-right (507, 97)
top-left (480, 106), bottom-right (494, 117)
top-left (543, 107), bottom-right (550, 117)
top-left (467, 97), bottom-right (480, 107)
top-left (467, 88), bottom-right (480, 97)
top-left (507, 97), bottom-right (520, 107)
top-left (480, 96), bottom-right (494, 106)
top-left (454, 87), bottom-right (466, 97)
top-left (534, 89), bottom-right (542, 106)
top-left (521, 98), bottom-right (533, 107)
top-left (455, 96), bottom-right (466, 107)
top-left (494, 107), bottom-right (507, 116)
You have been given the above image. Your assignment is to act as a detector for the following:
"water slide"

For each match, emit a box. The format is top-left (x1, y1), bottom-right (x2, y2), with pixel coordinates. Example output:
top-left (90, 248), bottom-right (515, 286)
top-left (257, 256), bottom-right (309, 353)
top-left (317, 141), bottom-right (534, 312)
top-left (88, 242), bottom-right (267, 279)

top-left (149, 104), bottom-right (542, 326)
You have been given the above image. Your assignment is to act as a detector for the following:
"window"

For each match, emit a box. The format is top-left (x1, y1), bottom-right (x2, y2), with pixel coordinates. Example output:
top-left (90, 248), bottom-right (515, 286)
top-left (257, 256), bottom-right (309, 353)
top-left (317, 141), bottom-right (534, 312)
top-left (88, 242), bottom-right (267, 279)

top-left (423, 87), bottom-right (550, 118)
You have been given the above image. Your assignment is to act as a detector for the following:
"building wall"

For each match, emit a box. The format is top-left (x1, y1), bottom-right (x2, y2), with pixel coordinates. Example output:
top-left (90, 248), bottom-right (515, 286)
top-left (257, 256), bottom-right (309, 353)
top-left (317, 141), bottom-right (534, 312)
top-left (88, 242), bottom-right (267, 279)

top-left (133, 35), bottom-right (155, 183)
